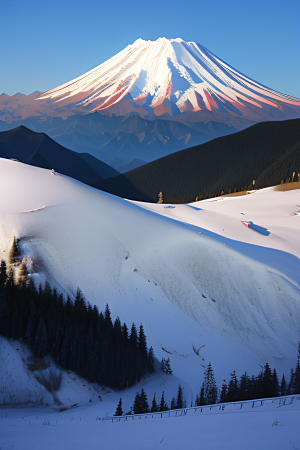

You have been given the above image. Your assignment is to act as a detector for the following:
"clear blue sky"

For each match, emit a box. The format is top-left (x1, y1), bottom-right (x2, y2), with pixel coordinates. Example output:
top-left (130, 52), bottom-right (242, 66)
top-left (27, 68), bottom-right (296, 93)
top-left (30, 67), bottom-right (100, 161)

top-left (1, 0), bottom-right (300, 98)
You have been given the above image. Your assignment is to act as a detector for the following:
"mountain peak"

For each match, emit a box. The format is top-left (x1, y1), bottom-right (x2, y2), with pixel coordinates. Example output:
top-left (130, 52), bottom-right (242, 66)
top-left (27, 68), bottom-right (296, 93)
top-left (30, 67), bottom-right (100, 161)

top-left (31, 37), bottom-right (300, 121)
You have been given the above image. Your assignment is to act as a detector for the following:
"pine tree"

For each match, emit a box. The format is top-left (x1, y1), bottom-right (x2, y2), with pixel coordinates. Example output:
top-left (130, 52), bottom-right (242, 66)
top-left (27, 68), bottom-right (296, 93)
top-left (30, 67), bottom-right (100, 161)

top-left (199, 386), bottom-right (205, 405)
top-left (161, 357), bottom-right (172, 374)
top-left (262, 363), bottom-right (272, 398)
top-left (220, 380), bottom-right (227, 403)
top-left (176, 384), bottom-right (185, 409)
top-left (147, 346), bottom-right (155, 373)
top-left (170, 397), bottom-right (177, 409)
top-left (130, 323), bottom-right (138, 348)
top-left (202, 362), bottom-right (218, 405)
top-left (133, 392), bottom-right (141, 414)
top-left (287, 369), bottom-right (294, 395)
top-left (280, 374), bottom-right (287, 396)
top-left (238, 372), bottom-right (249, 401)
top-left (114, 398), bottom-right (123, 416)
top-left (270, 368), bottom-right (279, 397)
top-left (151, 393), bottom-right (158, 412)
top-left (18, 258), bottom-right (29, 288)
top-left (138, 324), bottom-right (148, 376)
top-left (139, 388), bottom-right (149, 413)
top-left (159, 391), bottom-right (168, 411)
top-left (8, 236), bottom-right (21, 265)
top-left (226, 370), bottom-right (239, 402)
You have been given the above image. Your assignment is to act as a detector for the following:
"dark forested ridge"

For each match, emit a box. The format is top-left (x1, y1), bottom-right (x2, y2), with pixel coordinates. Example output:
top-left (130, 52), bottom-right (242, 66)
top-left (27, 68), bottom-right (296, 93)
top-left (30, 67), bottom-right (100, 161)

top-left (0, 126), bottom-right (119, 185)
top-left (0, 259), bottom-right (155, 390)
top-left (95, 118), bottom-right (300, 204)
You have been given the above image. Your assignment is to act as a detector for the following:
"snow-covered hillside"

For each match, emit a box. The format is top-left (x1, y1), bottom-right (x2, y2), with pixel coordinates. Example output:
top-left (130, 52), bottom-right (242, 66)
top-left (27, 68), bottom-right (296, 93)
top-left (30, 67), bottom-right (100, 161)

top-left (38, 37), bottom-right (300, 120)
top-left (1, 395), bottom-right (299, 450)
top-left (0, 158), bottom-right (299, 397)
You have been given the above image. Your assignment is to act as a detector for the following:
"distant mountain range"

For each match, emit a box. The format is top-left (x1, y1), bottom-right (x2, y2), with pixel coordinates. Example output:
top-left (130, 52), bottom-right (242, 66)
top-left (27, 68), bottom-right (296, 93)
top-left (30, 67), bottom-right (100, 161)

top-left (0, 111), bottom-right (236, 167)
top-left (0, 126), bottom-right (119, 185)
top-left (1, 37), bottom-right (299, 168)
top-left (95, 118), bottom-right (300, 203)
top-left (1, 119), bottom-right (299, 204)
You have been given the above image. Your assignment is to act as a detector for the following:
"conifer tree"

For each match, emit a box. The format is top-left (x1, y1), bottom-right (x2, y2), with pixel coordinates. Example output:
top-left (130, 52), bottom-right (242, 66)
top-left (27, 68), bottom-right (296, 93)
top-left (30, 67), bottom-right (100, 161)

top-left (159, 391), bottom-right (168, 411)
top-left (114, 398), bottom-right (123, 416)
top-left (130, 323), bottom-right (138, 348)
top-left (133, 392), bottom-right (141, 414)
top-left (8, 236), bottom-right (21, 265)
top-left (227, 370), bottom-right (239, 402)
top-left (220, 380), bottom-right (227, 403)
top-left (18, 258), bottom-right (29, 288)
top-left (201, 362), bottom-right (218, 405)
top-left (176, 384), bottom-right (185, 409)
top-left (287, 369), bottom-right (294, 395)
top-left (161, 357), bottom-right (172, 374)
top-left (151, 393), bottom-right (158, 412)
top-left (139, 388), bottom-right (149, 413)
top-left (270, 368), bottom-right (279, 397)
top-left (238, 372), bottom-right (249, 401)
top-left (199, 386), bottom-right (205, 406)
top-left (147, 346), bottom-right (155, 373)
top-left (280, 374), bottom-right (287, 396)
top-left (170, 397), bottom-right (177, 410)
top-left (262, 363), bottom-right (272, 398)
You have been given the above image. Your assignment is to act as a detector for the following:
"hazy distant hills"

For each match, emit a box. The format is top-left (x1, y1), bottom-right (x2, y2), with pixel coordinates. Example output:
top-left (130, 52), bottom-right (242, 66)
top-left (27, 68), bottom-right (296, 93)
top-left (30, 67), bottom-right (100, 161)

top-left (0, 111), bottom-right (237, 168)
top-left (0, 126), bottom-right (119, 185)
top-left (95, 118), bottom-right (300, 203)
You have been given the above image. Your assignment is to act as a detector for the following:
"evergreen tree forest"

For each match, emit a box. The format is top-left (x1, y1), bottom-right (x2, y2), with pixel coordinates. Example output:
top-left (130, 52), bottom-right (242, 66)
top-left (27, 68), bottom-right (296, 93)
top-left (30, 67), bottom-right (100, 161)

top-left (0, 260), bottom-right (155, 390)
top-left (116, 351), bottom-right (300, 416)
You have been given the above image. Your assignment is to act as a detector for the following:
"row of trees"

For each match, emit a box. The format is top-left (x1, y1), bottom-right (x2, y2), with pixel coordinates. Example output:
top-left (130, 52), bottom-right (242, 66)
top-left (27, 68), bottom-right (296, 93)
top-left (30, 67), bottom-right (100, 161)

top-left (0, 259), bottom-right (155, 390)
top-left (115, 348), bottom-right (300, 415)
top-left (114, 385), bottom-right (185, 416)
top-left (197, 356), bottom-right (300, 406)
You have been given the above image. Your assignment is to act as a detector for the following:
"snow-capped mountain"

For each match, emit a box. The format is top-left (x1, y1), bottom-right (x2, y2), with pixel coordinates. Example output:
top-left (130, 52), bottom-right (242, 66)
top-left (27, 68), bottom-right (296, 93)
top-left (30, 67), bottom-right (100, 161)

top-left (37, 37), bottom-right (300, 120)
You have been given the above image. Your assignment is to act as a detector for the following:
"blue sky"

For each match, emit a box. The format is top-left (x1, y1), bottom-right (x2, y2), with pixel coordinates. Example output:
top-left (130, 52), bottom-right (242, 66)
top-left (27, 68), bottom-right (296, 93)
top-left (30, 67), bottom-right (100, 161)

top-left (1, 0), bottom-right (300, 98)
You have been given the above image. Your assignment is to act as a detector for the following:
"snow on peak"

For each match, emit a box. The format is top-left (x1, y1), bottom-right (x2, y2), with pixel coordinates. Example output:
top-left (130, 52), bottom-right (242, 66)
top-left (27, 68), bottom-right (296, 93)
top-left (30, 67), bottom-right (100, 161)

top-left (37, 37), bottom-right (300, 119)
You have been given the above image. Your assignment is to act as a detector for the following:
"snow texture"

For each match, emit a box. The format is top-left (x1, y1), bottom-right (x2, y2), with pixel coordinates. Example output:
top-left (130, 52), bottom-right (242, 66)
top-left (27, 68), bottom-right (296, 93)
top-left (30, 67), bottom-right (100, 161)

top-left (0, 158), bottom-right (299, 395)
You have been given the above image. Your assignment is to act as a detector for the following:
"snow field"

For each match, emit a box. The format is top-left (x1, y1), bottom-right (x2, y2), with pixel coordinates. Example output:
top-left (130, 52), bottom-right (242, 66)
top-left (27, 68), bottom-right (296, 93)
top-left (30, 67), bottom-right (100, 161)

top-left (0, 159), bottom-right (299, 392)
top-left (1, 397), bottom-right (299, 450)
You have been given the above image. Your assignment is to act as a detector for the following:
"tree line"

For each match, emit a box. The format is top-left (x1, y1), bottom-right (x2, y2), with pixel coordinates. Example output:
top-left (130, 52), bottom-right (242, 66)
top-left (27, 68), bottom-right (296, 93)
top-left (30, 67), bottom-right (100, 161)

top-left (115, 347), bottom-right (300, 416)
top-left (0, 259), bottom-right (155, 390)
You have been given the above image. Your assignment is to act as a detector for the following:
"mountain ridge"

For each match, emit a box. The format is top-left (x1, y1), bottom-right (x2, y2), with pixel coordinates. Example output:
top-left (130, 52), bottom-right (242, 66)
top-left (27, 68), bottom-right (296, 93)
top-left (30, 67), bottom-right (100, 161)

top-left (95, 118), bottom-right (300, 203)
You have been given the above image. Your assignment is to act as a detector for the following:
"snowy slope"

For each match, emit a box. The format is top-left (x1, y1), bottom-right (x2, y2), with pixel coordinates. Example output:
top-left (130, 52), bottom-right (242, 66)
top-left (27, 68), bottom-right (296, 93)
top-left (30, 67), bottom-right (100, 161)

top-left (38, 37), bottom-right (300, 120)
top-left (1, 396), bottom-right (299, 450)
top-left (0, 158), bottom-right (299, 398)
